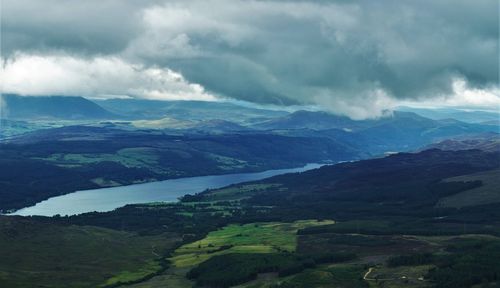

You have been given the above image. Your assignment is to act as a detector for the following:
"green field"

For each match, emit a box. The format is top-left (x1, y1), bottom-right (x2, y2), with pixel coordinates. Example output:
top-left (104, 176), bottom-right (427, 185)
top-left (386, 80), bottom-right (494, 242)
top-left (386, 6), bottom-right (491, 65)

top-left (171, 220), bottom-right (334, 268)
top-left (206, 153), bottom-right (250, 170)
top-left (0, 217), bottom-right (180, 288)
top-left (201, 183), bottom-right (284, 201)
top-left (129, 220), bottom-right (334, 288)
top-left (36, 147), bottom-right (161, 170)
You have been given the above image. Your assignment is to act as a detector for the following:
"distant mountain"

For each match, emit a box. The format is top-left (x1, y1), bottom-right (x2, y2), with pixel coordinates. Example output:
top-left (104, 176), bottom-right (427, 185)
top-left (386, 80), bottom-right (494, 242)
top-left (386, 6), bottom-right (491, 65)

top-left (253, 110), bottom-right (453, 131)
top-left (188, 119), bottom-right (249, 133)
top-left (423, 133), bottom-right (500, 152)
top-left (254, 110), bottom-right (499, 154)
top-left (95, 99), bottom-right (288, 124)
top-left (131, 117), bottom-right (197, 130)
top-left (481, 119), bottom-right (500, 126)
top-left (252, 110), bottom-right (368, 131)
top-left (397, 106), bottom-right (499, 123)
top-left (356, 112), bottom-right (498, 152)
top-left (131, 117), bottom-right (248, 133)
top-left (1, 94), bottom-right (117, 120)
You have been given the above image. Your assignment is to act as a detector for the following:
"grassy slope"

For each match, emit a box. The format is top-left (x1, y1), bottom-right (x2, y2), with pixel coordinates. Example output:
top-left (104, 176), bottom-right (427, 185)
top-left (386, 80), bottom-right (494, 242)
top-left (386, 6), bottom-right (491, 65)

top-left (171, 220), bottom-right (334, 268)
top-left (201, 183), bottom-right (283, 201)
top-left (35, 148), bottom-right (163, 172)
top-left (130, 220), bottom-right (334, 287)
top-left (0, 217), bottom-right (180, 288)
top-left (437, 169), bottom-right (500, 208)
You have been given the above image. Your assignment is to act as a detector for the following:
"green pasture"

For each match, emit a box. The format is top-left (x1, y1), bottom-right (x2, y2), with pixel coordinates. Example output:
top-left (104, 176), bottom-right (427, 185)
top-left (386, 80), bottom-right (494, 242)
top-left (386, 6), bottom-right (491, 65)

top-left (171, 220), bottom-right (334, 268)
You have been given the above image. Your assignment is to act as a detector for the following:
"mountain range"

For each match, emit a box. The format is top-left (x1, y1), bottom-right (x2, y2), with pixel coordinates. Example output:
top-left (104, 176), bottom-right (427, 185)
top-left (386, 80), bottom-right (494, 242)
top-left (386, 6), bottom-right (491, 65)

top-left (1, 94), bottom-right (117, 120)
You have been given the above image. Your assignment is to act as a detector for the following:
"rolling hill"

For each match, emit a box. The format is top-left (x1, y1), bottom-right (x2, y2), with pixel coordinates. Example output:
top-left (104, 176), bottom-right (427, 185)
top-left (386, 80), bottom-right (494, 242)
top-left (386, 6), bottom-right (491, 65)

top-left (255, 110), bottom-right (499, 154)
top-left (397, 106), bottom-right (500, 123)
top-left (95, 98), bottom-right (288, 124)
top-left (423, 133), bottom-right (500, 152)
top-left (1, 94), bottom-right (117, 120)
top-left (62, 148), bottom-right (500, 287)
top-left (0, 125), bottom-right (360, 212)
top-left (190, 148), bottom-right (500, 223)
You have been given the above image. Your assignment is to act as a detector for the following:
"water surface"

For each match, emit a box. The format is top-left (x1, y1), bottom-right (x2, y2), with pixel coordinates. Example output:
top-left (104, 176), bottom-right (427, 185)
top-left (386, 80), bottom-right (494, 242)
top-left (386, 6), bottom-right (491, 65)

top-left (12, 163), bottom-right (323, 217)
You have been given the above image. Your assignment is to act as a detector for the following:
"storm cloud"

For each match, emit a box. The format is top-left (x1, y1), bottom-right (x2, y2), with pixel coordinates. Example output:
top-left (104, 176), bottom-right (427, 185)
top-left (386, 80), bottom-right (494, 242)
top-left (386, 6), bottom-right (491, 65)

top-left (1, 0), bottom-right (498, 118)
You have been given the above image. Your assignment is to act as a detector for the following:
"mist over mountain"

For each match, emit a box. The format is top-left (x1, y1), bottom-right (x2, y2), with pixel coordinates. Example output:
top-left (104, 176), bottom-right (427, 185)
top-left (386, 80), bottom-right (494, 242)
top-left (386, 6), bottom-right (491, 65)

top-left (2, 95), bottom-right (497, 155)
top-left (95, 98), bottom-right (288, 124)
top-left (251, 109), bottom-right (498, 154)
top-left (1, 94), bottom-right (117, 120)
top-left (397, 106), bottom-right (500, 123)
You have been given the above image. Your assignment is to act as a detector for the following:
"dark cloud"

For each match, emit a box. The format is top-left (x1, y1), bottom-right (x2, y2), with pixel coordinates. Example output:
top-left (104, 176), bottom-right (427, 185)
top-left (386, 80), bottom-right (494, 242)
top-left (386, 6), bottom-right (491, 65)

top-left (1, 0), bottom-right (156, 56)
top-left (2, 0), bottom-right (498, 118)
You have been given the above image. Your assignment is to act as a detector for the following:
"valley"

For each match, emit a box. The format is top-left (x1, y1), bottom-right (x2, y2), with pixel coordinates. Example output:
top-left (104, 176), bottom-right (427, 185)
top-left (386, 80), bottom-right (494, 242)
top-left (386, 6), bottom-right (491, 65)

top-left (1, 95), bottom-right (497, 213)
top-left (13, 163), bottom-right (322, 216)
top-left (2, 145), bottom-right (499, 287)
top-left (0, 95), bottom-right (499, 288)
top-left (2, 3), bottom-right (498, 287)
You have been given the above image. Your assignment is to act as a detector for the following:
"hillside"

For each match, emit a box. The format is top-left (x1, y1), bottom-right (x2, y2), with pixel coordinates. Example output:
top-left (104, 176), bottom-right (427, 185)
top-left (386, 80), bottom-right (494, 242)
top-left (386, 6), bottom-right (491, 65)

top-left (252, 110), bottom-right (369, 131)
top-left (1, 94), bottom-right (117, 120)
top-left (191, 149), bottom-right (500, 223)
top-left (0, 125), bottom-right (360, 212)
top-left (95, 99), bottom-right (288, 124)
top-left (256, 110), bottom-right (498, 154)
top-left (57, 148), bottom-right (500, 287)
top-left (397, 107), bottom-right (500, 123)
top-left (0, 216), bottom-right (180, 288)
top-left (437, 169), bottom-right (500, 208)
top-left (0, 148), bottom-right (499, 288)
top-left (423, 134), bottom-right (500, 152)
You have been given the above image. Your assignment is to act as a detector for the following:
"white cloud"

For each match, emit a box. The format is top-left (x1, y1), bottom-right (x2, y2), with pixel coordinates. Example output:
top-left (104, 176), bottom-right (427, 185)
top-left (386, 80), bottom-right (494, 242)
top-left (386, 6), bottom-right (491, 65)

top-left (399, 78), bottom-right (500, 111)
top-left (0, 54), bottom-right (217, 101)
top-left (313, 87), bottom-right (396, 120)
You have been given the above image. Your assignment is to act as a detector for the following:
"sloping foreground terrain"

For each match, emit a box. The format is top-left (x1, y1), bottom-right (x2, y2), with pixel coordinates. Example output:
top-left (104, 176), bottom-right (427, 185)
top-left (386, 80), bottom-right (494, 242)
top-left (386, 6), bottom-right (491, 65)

top-left (1, 148), bottom-right (499, 287)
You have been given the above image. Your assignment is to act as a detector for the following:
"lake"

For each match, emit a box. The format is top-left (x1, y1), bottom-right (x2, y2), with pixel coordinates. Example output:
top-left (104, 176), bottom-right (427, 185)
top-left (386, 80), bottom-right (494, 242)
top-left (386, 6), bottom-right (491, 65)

top-left (11, 163), bottom-right (323, 217)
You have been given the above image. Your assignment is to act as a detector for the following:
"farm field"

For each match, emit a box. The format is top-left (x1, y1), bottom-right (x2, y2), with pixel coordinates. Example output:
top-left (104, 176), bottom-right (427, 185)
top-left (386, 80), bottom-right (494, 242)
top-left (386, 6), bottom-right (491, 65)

top-left (198, 183), bottom-right (284, 201)
top-left (171, 220), bottom-right (335, 268)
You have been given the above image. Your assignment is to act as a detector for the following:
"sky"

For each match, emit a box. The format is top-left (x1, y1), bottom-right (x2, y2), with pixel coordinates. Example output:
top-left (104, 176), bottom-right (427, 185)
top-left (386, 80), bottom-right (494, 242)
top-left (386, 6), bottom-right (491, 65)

top-left (1, 0), bottom-right (499, 119)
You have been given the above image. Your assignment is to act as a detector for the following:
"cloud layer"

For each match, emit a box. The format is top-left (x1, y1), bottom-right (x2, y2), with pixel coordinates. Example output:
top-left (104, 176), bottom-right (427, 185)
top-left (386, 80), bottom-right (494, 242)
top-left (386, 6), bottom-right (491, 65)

top-left (1, 54), bottom-right (215, 101)
top-left (1, 0), bottom-right (498, 118)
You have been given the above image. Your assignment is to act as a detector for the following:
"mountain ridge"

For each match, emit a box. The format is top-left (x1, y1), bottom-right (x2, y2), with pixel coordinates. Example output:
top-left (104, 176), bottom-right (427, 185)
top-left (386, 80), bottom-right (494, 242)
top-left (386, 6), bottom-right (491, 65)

top-left (1, 94), bottom-right (118, 120)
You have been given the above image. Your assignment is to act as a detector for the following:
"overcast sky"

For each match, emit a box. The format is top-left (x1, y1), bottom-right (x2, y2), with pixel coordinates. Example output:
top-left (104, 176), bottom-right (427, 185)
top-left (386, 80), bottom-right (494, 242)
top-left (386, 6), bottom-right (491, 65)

top-left (1, 0), bottom-right (498, 119)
